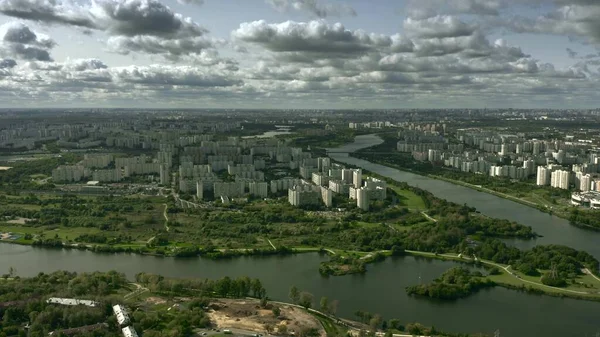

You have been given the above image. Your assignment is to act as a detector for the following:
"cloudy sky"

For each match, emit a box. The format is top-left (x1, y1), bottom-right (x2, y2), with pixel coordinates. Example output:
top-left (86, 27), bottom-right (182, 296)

top-left (0, 0), bottom-right (599, 109)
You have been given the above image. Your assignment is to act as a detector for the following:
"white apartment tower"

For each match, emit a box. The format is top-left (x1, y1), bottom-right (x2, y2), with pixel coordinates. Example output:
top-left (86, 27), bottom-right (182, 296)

top-left (357, 188), bottom-right (369, 211)
top-left (352, 169), bottom-right (362, 189)
top-left (551, 170), bottom-right (570, 190)
top-left (580, 174), bottom-right (592, 192)
top-left (536, 166), bottom-right (550, 186)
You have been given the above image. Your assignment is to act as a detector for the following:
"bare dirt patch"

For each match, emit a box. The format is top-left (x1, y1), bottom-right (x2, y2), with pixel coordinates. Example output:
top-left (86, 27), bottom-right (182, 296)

top-left (145, 297), bottom-right (167, 305)
top-left (207, 298), bottom-right (325, 337)
top-left (6, 217), bottom-right (31, 224)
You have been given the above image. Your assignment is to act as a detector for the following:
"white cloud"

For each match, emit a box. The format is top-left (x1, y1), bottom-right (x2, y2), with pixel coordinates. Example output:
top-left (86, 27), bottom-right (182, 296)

top-left (266, 0), bottom-right (356, 18)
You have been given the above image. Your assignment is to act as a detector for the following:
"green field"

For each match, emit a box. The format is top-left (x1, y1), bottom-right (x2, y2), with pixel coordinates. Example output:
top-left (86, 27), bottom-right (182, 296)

top-left (389, 186), bottom-right (426, 209)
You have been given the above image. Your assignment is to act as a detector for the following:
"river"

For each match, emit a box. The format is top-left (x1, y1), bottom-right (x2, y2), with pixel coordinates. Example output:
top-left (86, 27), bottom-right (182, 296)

top-left (1, 244), bottom-right (599, 337)
top-left (1, 134), bottom-right (600, 337)
top-left (327, 134), bottom-right (600, 260)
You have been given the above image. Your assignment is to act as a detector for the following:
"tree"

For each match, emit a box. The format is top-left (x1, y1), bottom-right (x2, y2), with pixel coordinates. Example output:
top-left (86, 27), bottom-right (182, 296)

top-left (406, 323), bottom-right (424, 335)
top-left (319, 297), bottom-right (329, 314)
top-left (8, 266), bottom-right (15, 278)
top-left (252, 279), bottom-right (266, 298)
top-left (369, 315), bottom-right (382, 331)
top-left (388, 319), bottom-right (401, 330)
top-left (299, 291), bottom-right (313, 309)
top-left (264, 323), bottom-right (274, 334)
top-left (272, 306), bottom-right (281, 317)
top-left (260, 296), bottom-right (268, 308)
top-left (289, 286), bottom-right (300, 304)
top-left (329, 300), bottom-right (339, 316)
top-left (278, 324), bottom-right (288, 335)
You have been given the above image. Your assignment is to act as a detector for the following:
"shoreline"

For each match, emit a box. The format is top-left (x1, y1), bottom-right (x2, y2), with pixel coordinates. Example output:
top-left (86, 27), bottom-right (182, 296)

top-left (352, 152), bottom-right (600, 231)
top-left (404, 250), bottom-right (600, 302)
top-left (4, 238), bottom-right (600, 303)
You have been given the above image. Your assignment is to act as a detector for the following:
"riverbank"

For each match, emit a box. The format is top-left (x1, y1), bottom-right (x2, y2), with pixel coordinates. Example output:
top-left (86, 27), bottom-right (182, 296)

top-left (428, 175), bottom-right (567, 217)
top-left (404, 250), bottom-right (600, 302)
top-left (351, 150), bottom-right (583, 225)
top-left (5, 236), bottom-right (600, 304)
top-left (425, 175), bottom-right (600, 232)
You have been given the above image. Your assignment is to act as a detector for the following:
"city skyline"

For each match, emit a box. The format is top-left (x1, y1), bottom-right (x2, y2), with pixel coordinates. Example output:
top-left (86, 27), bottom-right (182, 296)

top-left (0, 0), bottom-right (599, 108)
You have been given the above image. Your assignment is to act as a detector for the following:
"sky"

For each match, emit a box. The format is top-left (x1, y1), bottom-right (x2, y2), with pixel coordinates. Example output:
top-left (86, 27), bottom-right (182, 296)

top-left (0, 0), bottom-right (599, 109)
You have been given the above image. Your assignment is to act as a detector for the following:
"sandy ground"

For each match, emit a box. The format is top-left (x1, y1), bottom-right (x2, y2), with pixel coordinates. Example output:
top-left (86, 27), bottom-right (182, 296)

top-left (6, 217), bottom-right (31, 224)
top-left (207, 299), bottom-right (325, 337)
top-left (145, 297), bottom-right (167, 305)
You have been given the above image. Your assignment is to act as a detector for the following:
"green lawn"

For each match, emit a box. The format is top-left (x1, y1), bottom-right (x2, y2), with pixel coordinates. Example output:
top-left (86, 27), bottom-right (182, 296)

top-left (0, 224), bottom-right (103, 241)
top-left (390, 186), bottom-right (426, 209)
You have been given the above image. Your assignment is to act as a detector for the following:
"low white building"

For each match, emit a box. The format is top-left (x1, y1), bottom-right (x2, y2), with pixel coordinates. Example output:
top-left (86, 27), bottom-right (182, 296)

top-left (113, 304), bottom-right (130, 326)
top-left (46, 297), bottom-right (99, 307)
top-left (122, 326), bottom-right (138, 337)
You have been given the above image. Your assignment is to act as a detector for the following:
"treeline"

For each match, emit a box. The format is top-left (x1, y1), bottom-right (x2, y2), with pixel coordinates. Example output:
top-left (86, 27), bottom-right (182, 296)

top-left (475, 241), bottom-right (599, 287)
top-left (352, 309), bottom-right (489, 337)
top-left (135, 273), bottom-right (267, 299)
top-left (406, 267), bottom-right (495, 300)
top-left (0, 156), bottom-right (78, 187)
top-left (569, 208), bottom-right (600, 230)
top-left (0, 270), bottom-right (128, 302)
top-left (1, 194), bottom-right (159, 231)
top-left (30, 237), bottom-right (295, 258)
top-left (0, 271), bottom-right (275, 337)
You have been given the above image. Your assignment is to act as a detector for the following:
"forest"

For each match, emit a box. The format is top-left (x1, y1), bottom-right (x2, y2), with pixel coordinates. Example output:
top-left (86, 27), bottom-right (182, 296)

top-left (0, 271), bottom-right (127, 337)
top-left (0, 271), bottom-right (269, 337)
top-left (405, 267), bottom-right (495, 300)
top-left (569, 208), bottom-right (600, 230)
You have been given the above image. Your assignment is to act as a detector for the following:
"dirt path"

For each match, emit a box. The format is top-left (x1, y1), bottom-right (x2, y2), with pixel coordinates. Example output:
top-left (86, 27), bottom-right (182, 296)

top-left (420, 212), bottom-right (437, 223)
top-left (163, 204), bottom-right (170, 232)
top-left (583, 268), bottom-right (600, 283)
